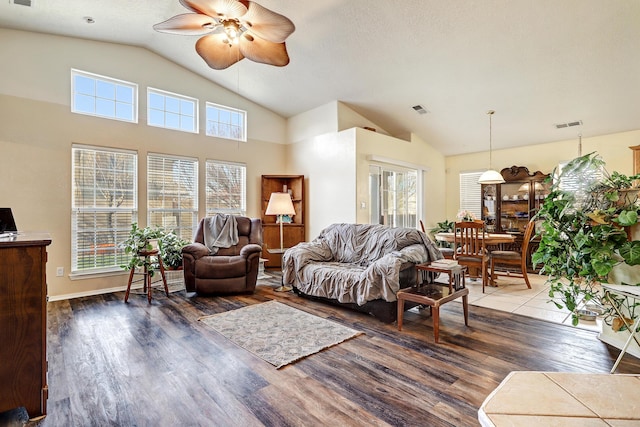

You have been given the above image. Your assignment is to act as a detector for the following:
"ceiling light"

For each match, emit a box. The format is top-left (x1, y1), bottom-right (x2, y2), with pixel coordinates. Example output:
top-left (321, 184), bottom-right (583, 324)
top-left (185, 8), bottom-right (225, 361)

top-left (478, 110), bottom-right (505, 185)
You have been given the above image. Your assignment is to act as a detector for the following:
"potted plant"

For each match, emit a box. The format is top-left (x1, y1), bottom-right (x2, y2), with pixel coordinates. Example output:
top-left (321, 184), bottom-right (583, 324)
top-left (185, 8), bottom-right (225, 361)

top-left (120, 223), bottom-right (166, 276)
top-left (429, 219), bottom-right (455, 249)
top-left (532, 152), bottom-right (640, 351)
top-left (159, 231), bottom-right (189, 270)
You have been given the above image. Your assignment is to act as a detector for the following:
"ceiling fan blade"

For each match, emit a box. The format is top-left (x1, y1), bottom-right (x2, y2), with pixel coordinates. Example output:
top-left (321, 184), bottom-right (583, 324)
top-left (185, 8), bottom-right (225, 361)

top-left (239, 33), bottom-right (289, 67)
top-left (153, 13), bottom-right (217, 35)
top-left (196, 34), bottom-right (245, 70)
top-left (179, 0), bottom-right (248, 19)
top-left (241, 1), bottom-right (295, 43)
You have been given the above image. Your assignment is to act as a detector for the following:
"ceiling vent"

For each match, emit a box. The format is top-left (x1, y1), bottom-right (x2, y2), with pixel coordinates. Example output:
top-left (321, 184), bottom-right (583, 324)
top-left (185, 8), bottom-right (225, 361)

top-left (11, 0), bottom-right (33, 6)
top-left (412, 105), bottom-right (428, 115)
top-left (555, 120), bottom-right (582, 129)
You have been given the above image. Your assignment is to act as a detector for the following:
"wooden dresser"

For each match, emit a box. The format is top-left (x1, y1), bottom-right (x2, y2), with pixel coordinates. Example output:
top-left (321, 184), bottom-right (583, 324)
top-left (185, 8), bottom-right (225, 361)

top-left (0, 233), bottom-right (51, 420)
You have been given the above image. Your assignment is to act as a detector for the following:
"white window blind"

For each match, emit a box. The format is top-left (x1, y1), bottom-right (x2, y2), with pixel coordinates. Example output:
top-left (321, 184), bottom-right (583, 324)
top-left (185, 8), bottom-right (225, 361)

top-left (459, 171), bottom-right (483, 218)
top-left (71, 145), bottom-right (137, 274)
top-left (147, 154), bottom-right (199, 242)
top-left (555, 160), bottom-right (605, 211)
top-left (148, 88), bottom-right (198, 133)
top-left (206, 160), bottom-right (246, 216)
top-left (205, 102), bottom-right (247, 142)
top-left (71, 69), bottom-right (137, 123)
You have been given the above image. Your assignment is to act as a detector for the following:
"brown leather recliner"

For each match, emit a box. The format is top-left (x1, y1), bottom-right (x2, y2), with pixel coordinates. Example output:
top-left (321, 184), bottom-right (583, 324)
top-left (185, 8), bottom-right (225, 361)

top-left (182, 216), bottom-right (263, 294)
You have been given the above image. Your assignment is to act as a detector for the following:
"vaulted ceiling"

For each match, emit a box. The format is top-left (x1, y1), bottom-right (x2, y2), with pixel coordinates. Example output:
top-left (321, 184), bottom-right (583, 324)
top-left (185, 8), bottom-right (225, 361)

top-left (1, 0), bottom-right (638, 155)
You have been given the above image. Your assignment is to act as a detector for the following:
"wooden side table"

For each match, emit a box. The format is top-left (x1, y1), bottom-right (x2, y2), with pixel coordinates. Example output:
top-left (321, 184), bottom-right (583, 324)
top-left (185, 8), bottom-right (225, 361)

top-left (397, 263), bottom-right (469, 343)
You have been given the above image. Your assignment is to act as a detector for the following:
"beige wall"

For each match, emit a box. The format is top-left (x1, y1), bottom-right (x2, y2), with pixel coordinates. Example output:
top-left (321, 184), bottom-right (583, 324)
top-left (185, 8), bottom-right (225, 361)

top-left (0, 29), bottom-right (288, 299)
top-left (445, 130), bottom-right (640, 220)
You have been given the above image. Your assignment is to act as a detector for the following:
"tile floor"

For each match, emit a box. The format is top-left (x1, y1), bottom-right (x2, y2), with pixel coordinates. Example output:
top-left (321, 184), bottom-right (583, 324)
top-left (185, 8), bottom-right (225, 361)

top-left (451, 272), bottom-right (603, 333)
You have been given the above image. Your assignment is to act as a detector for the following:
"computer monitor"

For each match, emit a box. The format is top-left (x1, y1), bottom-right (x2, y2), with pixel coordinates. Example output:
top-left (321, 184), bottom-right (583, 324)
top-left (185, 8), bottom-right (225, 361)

top-left (0, 208), bottom-right (18, 235)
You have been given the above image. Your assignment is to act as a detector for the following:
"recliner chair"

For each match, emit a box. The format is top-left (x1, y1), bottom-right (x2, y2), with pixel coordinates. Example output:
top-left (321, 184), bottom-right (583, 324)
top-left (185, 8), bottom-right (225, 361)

top-left (182, 216), bottom-right (263, 294)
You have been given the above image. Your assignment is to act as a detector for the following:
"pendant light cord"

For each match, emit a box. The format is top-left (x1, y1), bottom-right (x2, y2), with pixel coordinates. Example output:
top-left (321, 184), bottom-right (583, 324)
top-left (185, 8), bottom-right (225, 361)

top-left (488, 110), bottom-right (495, 169)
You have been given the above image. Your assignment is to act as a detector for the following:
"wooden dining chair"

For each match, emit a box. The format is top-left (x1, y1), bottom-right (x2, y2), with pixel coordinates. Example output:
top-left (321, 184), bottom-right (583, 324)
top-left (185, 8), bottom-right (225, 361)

top-left (453, 221), bottom-right (490, 291)
top-left (489, 220), bottom-right (536, 289)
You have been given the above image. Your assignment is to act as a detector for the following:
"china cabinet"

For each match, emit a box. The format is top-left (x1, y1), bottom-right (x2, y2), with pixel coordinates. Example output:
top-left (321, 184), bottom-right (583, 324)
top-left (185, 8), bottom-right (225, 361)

top-left (481, 166), bottom-right (550, 234)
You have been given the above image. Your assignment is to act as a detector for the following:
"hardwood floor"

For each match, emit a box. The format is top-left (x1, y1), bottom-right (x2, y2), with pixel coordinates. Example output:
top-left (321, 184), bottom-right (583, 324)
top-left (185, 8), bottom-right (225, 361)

top-left (10, 272), bottom-right (640, 427)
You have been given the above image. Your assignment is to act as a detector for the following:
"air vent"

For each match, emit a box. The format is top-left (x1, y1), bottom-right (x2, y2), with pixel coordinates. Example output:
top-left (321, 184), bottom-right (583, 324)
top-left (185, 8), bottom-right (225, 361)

top-left (555, 120), bottom-right (582, 129)
top-left (412, 105), bottom-right (428, 115)
top-left (12, 0), bottom-right (33, 6)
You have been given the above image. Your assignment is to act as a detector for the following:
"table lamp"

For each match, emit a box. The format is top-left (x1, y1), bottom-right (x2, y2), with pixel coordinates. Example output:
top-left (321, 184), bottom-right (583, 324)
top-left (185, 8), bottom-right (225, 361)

top-left (265, 192), bottom-right (296, 251)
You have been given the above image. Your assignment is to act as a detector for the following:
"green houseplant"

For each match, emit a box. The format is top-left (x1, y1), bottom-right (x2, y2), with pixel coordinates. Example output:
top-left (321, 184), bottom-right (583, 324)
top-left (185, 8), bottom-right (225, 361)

top-left (532, 152), bottom-right (640, 328)
top-left (159, 232), bottom-right (189, 270)
top-left (120, 223), bottom-right (166, 276)
top-left (429, 219), bottom-right (455, 249)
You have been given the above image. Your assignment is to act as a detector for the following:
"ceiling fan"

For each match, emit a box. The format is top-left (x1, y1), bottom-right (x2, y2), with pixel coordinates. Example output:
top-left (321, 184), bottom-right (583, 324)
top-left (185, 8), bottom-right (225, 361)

top-left (154, 0), bottom-right (295, 70)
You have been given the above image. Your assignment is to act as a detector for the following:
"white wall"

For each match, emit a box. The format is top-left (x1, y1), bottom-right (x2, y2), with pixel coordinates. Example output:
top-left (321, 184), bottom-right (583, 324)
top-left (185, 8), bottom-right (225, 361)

top-left (287, 130), bottom-right (357, 239)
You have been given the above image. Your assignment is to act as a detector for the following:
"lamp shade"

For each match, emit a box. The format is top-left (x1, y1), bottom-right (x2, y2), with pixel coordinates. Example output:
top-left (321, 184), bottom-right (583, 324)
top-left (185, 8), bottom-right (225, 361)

top-left (265, 192), bottom-right (295, 216)
top-left (478, 169), bottom-right (505, 184)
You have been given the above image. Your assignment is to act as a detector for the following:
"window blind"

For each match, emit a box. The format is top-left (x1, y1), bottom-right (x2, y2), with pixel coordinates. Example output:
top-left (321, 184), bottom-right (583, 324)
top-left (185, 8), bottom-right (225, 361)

top-left (459, 172), bottom-right (483, 218)
top-left (206, 160), bottom-right (246, 216)
top-left (147, 153), bottom-right (198, 242)
top-left (71, 145), bottom-right (137, 273)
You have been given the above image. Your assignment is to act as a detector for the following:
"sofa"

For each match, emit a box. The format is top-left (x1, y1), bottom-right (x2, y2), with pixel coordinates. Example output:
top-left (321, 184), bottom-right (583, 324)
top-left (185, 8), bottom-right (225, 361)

top-left (182, 216), bottom-right (263, 294)
top-left (282, 223), bottom-right (443, 322)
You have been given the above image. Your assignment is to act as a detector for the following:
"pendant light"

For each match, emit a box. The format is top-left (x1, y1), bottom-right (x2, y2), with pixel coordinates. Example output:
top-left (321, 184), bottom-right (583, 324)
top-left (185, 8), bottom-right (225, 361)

top-left (478, 110), bottom-right (505, 184)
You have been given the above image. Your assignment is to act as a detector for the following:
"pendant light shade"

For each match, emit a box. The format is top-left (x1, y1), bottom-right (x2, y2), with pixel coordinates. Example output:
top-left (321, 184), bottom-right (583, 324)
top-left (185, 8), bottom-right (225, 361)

top-left (478, 169), bottom-right (505, 184)
top-left (478, 110), bottom-right (505, 184)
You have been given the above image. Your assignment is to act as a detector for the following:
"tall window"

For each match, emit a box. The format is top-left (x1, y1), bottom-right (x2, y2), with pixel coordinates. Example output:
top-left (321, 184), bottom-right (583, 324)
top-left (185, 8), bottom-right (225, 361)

top-left (72, 145), bottom-right (137, 274)
top-left (369, 164), bottom-right (418, 228)
top-left (206, 160), bottom-right (246, 216)
top-left (71, 69), bottom-right (137, 123)
top-left (206, 102), bottom-right (247, 142)
top-left (147, 88), bottom-right (198, 133)
top-left (147, 154), bottom-right (198, 242)
top-left (459, 171), bottom-right (483, 218)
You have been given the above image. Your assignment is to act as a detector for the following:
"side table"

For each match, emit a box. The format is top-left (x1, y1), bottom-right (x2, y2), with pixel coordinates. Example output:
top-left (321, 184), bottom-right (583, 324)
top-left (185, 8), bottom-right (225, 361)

top-left (397, 263), bottom-right (469, 343)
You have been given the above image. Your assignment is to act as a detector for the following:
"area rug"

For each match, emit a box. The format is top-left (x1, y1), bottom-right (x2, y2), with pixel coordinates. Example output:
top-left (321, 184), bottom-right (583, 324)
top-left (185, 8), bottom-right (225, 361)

top-left (198, 300), bottom-right (363, 369)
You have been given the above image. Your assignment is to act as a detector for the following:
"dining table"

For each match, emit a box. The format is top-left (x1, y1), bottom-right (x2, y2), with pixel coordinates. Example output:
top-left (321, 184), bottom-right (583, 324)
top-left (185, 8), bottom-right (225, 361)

top-left (434, 232), bottom-right (516, 245)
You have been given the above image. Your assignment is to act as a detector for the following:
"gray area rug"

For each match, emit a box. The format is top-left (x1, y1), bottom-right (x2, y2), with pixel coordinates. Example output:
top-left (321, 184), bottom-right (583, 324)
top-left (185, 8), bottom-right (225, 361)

top-left (199, 300), bottom-right (363, 369)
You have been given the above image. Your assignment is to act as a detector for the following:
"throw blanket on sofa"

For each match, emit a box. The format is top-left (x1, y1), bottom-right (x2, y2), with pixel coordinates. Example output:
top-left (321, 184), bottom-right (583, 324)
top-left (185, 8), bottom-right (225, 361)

top-left (282, 223), bottom-right (442, 306)
top-left (203, 214), bottom-right (238, 254)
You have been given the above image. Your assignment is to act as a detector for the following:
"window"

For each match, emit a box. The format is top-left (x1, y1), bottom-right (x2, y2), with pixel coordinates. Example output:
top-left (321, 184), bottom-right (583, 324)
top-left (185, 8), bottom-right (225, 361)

top-left (369, 164), bottom-right (418, 228)
top-left (72, 145), bottom-right (137, 274)
top-left (206, 160), bottom-right (246, 216)
top-left (148, 88), bottom-right (198, 133)
top-left (459, 171), bottom-right (483, 219)
top-left (71, 69), bottom-right (137, 123)
top-left (206, 102), bottom-right (246, 142)
top-left (147, 154), bottom-right (199, 242)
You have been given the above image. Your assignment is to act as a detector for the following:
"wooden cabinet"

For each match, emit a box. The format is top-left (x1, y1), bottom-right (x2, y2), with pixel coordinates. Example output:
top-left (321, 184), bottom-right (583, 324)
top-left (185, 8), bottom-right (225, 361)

top-left (261, 175), bottom-right (304, 268)
top-left (0, 234), bottom-right (51, 420)
top-left (481, 166), bottom-right (550, 235)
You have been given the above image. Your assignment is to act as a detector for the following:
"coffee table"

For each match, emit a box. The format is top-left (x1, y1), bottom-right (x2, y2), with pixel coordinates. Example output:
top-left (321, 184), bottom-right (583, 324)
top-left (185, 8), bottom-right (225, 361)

top-left (397, 263), bottom-right (469, 343)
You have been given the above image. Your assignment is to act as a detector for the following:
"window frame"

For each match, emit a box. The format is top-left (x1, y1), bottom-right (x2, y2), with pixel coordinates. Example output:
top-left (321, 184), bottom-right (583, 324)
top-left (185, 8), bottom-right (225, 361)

top-left (71, 69), bottom-right (138, 123)
top-left (71, 144), bottom-right (138, 276)
top-left (205, 102), bottom-right (247, 142)
top-left (147, 87), bottom-right (199, 134)
top-left (205, 159), bottom-right (247, 216)
top-left (147, 153), bottom-right (199, 242)
top-left (369, 163), bottom-right (419, 228)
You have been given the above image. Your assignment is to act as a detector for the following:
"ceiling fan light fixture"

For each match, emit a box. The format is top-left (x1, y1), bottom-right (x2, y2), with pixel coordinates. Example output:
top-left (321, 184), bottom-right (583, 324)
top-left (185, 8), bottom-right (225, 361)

top-left (154, 0), bottom-right (295, 70)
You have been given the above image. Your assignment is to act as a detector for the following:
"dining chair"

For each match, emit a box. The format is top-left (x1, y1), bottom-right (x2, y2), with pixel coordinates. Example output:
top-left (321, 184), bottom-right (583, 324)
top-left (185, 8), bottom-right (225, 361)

top-left (453, 221), bottom-right (490, 291)
top-left (489, 220), bottom-right (536, 289)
